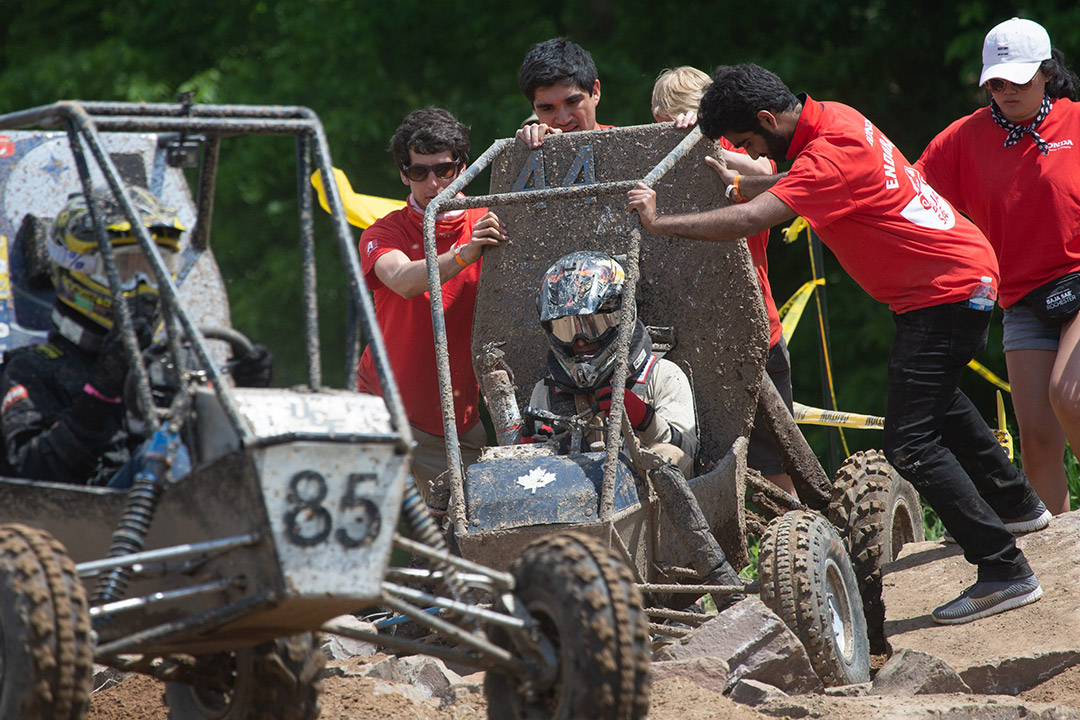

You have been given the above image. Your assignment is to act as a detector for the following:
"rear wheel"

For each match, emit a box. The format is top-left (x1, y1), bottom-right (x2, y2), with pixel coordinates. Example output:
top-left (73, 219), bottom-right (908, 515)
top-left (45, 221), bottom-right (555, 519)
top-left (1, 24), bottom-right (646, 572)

top-left (485, 532), bottom-right (651, 720)
top-left (164, 633), bottom-right (324, 720)
top-left (0, 523), bottom-right (94, 720)
top-left (758, 510), bottom-right (869, 687)
top-left (828, 450), bottom-right (923, 653)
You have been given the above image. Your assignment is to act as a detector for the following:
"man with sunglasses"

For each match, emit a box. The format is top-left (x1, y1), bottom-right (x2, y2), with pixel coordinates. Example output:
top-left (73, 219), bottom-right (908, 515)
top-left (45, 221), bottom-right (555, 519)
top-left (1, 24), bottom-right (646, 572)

top-left (628, 63), bottom-right (1050, 626)
top-left (515, 37), bottom-right (614, 149)
top-left (356, 107), bottom-right (508, 510)
top-left (525, 252), bottom-right (745, 610)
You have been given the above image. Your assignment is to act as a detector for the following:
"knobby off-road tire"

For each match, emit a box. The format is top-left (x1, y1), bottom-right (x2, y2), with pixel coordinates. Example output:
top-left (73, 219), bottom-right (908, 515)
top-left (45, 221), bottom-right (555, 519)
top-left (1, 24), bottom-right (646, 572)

top-left (758, 510), bottom-right (870, 687)
top-left (827, 449), bottom-right (923, 653)
top-left (164, 633), bottom-right (324, 720)
top-left (486, 532), bottom-right (651, 720)
top-left (0, 523), bottom-right (94, 720)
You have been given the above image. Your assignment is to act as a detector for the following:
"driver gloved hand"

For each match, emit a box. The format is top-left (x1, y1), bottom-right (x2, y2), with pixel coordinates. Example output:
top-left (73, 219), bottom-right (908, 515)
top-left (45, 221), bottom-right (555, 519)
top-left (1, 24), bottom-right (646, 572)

top-left (229, 344), bottom-right (273, 388)
top-left (88, 317), bottom-right (154, 399)
top-left (596, 386), bottom-right (656, 431)
top-left (520, 419), bottom-right (555, 444)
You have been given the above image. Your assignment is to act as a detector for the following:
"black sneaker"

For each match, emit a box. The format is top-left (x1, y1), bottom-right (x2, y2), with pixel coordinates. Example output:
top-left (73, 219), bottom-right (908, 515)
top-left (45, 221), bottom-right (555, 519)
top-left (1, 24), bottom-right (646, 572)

top-left (942, 500), bottom-right (1050, 543)
top-left (931, 574), bottom-right (1042, 624)
top-left (1000, 501), bottom-right (1051, 534)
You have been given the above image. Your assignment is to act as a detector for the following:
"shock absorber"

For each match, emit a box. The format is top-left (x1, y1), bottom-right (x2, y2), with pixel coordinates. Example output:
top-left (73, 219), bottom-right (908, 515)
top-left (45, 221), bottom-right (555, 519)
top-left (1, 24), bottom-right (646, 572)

top-left (400, 483), bottom-right (466, 602)
top-left (93, 429), bottom-right (179, 605)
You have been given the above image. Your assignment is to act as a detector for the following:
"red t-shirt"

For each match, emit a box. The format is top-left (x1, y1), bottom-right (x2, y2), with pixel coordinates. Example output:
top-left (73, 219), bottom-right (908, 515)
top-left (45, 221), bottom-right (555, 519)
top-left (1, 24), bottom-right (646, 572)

top-left (356, 198), bottom-right (486, 436)
top-left (915, 98), bottom-right (1080, 307)
top-left (719, 137), bottom-right (783, 347)
top-left (768, 95), bottom-right (998, 314)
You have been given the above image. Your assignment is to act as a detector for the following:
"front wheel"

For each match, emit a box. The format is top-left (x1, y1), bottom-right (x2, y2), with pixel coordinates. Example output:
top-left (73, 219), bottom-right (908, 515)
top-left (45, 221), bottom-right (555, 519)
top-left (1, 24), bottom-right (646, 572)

top-left (164, 633), bottom-right (324, 720)
top-left (485, 532), bottom-right (651, 720)
top-left (828, 449), bottom-right (923, 653)
top-left (0, 524), bottom-right (94, 720)
top-left (758, 510), bottom-right (870, 687)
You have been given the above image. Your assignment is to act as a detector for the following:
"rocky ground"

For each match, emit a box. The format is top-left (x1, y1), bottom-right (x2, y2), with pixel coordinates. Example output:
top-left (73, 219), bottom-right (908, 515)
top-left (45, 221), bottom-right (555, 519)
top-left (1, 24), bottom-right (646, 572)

top-left (86, 510), bottom-right (1080, 719)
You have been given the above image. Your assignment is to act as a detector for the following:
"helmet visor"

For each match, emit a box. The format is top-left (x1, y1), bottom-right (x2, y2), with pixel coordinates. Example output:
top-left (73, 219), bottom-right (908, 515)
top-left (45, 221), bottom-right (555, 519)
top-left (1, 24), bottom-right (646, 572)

top-left (105, 244), bottom-right (179, 288)
top-left (547, 311), bottom-right (620, 344)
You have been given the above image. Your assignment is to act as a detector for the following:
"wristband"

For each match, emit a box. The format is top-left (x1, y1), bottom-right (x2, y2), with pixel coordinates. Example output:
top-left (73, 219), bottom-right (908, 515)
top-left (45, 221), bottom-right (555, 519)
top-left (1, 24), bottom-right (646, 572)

top-left (732, 175), bottom-right (745, 203)
top-left (725, 183), bottom-right (737, 201)
top-left (83, 382), bottom-right (122, 404)
top-left (453, 244), bottom-right (470, 268)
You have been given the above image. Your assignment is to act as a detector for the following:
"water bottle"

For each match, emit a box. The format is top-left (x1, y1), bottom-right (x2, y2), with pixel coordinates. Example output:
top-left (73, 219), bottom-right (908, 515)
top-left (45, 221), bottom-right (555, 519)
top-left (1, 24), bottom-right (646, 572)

top-left (966, 275), bottom-right (996, 311)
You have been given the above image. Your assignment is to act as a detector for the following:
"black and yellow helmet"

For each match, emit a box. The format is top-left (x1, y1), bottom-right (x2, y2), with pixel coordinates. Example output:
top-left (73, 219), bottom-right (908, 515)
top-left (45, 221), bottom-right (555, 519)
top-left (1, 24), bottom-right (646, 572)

top-left (49, 186), bottom-right (185, 330)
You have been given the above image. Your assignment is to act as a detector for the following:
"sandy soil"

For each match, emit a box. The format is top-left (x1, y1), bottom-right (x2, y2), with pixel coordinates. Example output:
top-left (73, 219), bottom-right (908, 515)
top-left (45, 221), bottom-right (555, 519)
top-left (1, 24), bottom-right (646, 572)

top-left (83, 661), bottom-right (1080, 720)
top-left (84, 512), bottom-right (1080, 719)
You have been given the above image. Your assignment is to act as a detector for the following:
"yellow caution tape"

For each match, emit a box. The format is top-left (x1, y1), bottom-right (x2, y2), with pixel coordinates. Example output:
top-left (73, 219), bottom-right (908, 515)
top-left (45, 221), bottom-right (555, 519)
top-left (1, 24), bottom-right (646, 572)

top-left (779, 279), bottom-right (824, 344)
top-left (793, 402), bottom-right (884, 430)
top-left (967, 359), bottom-right (1011, 394)
top-left (311, 167), bottom-right (404, 229)
top-left (782, 217), bottom-right (809, 244)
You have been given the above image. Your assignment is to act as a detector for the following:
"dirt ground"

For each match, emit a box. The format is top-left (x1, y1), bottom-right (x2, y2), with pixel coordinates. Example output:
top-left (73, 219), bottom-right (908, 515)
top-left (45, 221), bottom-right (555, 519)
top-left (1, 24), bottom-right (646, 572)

top-left (84, 661), bottom-right (1080, 720)
top-left (85, 512), bottom-right (1080, 719)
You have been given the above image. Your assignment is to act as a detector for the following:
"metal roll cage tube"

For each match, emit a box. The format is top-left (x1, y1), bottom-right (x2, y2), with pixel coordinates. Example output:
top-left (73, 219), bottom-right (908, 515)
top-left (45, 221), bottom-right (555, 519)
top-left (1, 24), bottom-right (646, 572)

top-left (0, 100), bottom-right (412, 455)
top-left (421, 127), bottom-right (704, 531)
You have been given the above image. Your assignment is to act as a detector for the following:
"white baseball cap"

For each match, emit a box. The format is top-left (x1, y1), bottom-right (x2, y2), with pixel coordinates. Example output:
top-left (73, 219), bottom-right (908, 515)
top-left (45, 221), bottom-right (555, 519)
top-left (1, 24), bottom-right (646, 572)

top-left (980, 18), bottom-right (1052, 86)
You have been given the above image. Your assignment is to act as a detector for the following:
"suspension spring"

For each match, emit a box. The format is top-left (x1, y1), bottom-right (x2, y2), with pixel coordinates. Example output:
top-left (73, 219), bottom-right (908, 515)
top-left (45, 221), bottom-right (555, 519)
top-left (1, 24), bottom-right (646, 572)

top-left (93, 472), bottom-right (164, 604)
top-left (400, 483), bottom-right (466, 601)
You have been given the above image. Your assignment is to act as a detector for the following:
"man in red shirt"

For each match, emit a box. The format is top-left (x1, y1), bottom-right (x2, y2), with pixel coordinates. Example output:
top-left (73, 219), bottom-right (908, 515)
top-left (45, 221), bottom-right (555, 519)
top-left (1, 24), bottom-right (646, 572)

top-left (357, 107), bottom-right (507, 508)
top-left (515, 37), bottom-right (614, 148)
top-left (627, 64), bottom-right (1049, 625)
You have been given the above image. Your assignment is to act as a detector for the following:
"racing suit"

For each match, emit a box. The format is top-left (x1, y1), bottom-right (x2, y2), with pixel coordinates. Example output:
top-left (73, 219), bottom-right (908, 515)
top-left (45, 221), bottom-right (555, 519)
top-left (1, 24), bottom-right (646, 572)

top-left (528, 352), bottom-right (697, 475)
top-left (0, 334), bottom-right (135, 485)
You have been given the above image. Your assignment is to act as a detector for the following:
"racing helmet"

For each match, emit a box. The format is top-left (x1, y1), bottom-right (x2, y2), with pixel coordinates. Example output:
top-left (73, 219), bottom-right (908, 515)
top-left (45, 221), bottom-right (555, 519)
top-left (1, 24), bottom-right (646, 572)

top-left (49, 185), bottom-right (185, 331)
top-left (537, 251), bottom-right (634, 391)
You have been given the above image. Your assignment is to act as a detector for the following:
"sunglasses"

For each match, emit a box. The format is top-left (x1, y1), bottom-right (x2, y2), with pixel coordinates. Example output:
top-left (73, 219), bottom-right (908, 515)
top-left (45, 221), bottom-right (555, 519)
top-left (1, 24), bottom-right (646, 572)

top-left (984, 76), bottom-right (1037, 93)
top-left (547, 311), bottom-right (620, 345)
top-left (402, 161), bottom-right (462, 182)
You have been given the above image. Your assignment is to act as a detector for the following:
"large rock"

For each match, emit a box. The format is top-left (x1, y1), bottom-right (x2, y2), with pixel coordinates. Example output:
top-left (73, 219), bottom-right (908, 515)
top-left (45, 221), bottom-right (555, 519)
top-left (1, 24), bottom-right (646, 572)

top-left (728, 678), bottom-right (790, 707)
top-left (960, 650), bottom-right (1080, 695)
top-left (750, 694), bottom-right (1080, 720)
top-left (882, 508), bottom-right (1080, 693)
top-left (650, 656), bottom-right (730, 693)
top-left (871, 648), bottom-right (970, 695)
top-left (655, 596), bottom-right (823, 695)
top-left (321, 615), bottom-right (378, 660)
top-left (361, 655), bottom-right (464, 701)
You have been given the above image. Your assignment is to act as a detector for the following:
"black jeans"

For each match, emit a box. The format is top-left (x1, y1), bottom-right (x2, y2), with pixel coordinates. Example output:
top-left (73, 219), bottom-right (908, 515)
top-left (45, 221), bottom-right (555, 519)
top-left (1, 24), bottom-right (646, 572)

top-left (883, 302), bottom-right (1039, 582)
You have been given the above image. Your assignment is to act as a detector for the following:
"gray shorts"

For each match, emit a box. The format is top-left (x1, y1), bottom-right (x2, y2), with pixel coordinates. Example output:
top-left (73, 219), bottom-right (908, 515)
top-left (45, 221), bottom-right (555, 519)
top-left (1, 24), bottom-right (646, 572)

top-left (748, 337), bottom-right (793, 476)
top-left (1003, 303), bottom-right (1061, 352)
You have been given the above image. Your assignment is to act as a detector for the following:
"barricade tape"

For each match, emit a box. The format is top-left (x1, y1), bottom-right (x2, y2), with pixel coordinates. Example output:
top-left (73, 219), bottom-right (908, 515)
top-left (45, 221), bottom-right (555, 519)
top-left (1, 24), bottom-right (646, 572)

top-left (779, 279), bottom-right (823, 345)
top-left (793, 402), bottom-right (884, 429)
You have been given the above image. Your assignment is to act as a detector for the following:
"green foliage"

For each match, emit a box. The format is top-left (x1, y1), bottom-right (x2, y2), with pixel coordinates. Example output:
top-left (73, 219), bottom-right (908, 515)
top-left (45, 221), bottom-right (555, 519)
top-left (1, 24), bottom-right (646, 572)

top-left (1067, 447), bottom-right (1080, 512)
top-left (2, 0), bottom-right (1079, 398)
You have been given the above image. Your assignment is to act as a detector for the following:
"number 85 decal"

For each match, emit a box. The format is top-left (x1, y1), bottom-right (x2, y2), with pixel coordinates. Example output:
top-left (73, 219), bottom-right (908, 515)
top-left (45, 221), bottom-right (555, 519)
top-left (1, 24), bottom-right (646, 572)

top-left (283, 471), bottom-right (381, 548)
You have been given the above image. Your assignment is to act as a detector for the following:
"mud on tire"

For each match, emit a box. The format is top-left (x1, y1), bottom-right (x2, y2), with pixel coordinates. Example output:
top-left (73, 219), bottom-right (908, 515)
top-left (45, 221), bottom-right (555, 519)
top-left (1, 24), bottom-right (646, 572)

top-left (164, 633), bottom-right (324, 720)
top-left (485, 532), bottom-right (651, 720)
top-left (0, 523), bottom-right (94, 720)
top-left (827, 449), bottom-right (923, 653)
top-left (758, 510), bottom-right (869, 687)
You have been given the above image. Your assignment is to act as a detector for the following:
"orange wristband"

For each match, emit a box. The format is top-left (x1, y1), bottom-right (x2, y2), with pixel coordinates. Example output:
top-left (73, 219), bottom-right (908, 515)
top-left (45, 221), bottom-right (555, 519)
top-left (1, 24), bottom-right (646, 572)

top-left (453, 245), bottom-right (469, 268)
top-left (732, 175), bottom-right (745, 203)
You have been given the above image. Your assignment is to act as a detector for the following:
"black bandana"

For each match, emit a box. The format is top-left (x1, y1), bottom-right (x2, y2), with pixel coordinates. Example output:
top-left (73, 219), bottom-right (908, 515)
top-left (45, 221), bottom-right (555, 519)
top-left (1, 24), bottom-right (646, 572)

top-left (990, 94), bottom-right (1053, 156)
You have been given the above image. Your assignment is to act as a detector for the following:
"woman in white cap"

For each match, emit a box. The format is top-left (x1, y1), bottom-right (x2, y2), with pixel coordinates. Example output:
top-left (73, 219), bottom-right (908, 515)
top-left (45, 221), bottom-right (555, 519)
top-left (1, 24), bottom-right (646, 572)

top-left (917, 17), bottom-right (1080, 516)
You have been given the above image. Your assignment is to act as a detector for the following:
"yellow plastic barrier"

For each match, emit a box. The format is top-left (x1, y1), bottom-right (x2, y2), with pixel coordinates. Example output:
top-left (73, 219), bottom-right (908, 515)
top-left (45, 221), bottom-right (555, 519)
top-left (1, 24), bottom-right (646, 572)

top-left (311, 168), bottom-right (404, 229)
